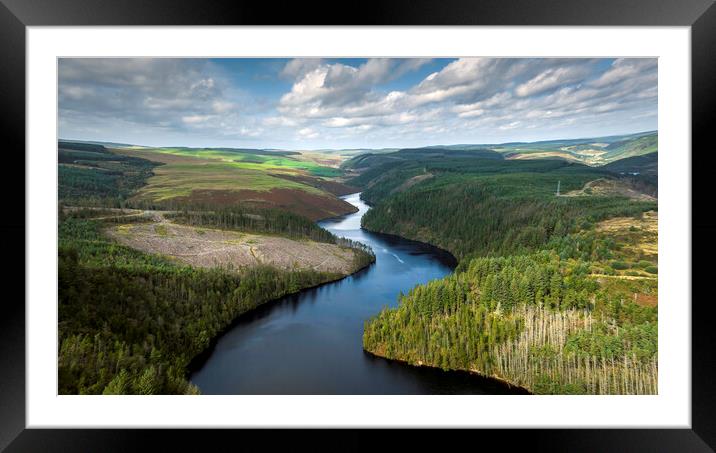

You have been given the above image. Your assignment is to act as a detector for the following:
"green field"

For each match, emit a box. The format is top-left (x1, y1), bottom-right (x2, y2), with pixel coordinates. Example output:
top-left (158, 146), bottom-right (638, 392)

top-left (66, 144), bottom-right (358, 220)
top-left (134, 162), bottom-right (323, 202)
top-left (134, 147), bottom-right (342, 177)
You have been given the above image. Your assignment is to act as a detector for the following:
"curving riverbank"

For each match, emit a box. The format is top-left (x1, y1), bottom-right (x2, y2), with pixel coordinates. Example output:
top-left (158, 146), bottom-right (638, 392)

top-left (190, 193), bottom-right (523, 394)
top-left (361, 348), bottom-right (531, 394)
top-left (187, 254), bottom-right (374, 377)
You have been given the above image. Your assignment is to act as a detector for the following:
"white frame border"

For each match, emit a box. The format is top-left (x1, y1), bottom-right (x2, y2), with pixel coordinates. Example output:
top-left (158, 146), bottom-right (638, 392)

top-left (27, 26), bottom-right (690, 428)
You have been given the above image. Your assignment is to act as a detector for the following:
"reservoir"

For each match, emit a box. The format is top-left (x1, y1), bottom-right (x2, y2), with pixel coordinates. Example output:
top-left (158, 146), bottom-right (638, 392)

top-left (190, 193), bottom-right (520, 394)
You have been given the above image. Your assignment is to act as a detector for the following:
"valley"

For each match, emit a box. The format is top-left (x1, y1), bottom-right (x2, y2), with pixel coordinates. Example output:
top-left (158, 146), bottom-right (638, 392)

top-left (57, 130), bottom-right (658, 395)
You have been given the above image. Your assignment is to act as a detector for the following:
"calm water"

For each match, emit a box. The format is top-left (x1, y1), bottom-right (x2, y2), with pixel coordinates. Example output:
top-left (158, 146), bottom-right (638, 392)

top-left (190, 193), bottom-right (520, 394)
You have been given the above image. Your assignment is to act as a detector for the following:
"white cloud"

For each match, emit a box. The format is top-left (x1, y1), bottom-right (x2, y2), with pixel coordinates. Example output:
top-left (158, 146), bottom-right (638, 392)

top-left (182, 114), bottom-right (213, 124)
top-left (298, 127), bottom-right (319, 139)
top-left (281, 58), bottom-right (323, 79)
top-left (515, 65), bottom-right (589, 97)
top-left (590, 58), bottom-right (657, 88)
top-left (59, 57), bottom-right (657, 148)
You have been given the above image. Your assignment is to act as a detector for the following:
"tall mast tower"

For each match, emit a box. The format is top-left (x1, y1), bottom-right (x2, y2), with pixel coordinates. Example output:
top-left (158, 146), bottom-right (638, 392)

top-left (556, 180), bottom-right (561, 196)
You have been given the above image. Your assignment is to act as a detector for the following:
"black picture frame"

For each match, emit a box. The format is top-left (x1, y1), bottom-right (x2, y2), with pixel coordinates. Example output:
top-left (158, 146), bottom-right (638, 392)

top-left (2, 0), bottom-right (714, 450)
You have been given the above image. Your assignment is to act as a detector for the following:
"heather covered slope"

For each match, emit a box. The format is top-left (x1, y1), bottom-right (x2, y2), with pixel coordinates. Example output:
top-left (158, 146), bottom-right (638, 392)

top-left (113, 146), bottom-right (358, 220)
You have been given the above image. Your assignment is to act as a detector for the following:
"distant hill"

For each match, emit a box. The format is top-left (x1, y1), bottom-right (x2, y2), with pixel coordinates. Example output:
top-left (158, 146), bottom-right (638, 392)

top-left (342, 147), bottom-right (502, 170)
top-left (493, 131), bottom-right (657, 165)
top-left (603, 152), bottom-right (658, 178)
top-left (337, 131), bottom-right (657, 167)
top-left (59, 139), bottom-right (138, 149)
top-left (67, 131), bottom-right (657, 168)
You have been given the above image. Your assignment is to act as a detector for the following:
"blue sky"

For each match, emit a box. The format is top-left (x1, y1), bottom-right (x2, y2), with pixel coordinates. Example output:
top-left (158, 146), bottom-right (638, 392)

top-left (58, 58), bottom-right (657, 149)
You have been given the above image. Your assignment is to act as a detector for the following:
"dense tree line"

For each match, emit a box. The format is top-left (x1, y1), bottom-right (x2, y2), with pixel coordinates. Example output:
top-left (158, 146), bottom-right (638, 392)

top-left (58, 216), bottom-right (350, 394)
top-left (167, 207), bottom-right (335, 243)
top-left (364, 250), bottom-right (657, 394)
top-left (58, 143), bottom-right (158, 207)
top-left (166, 207), bottom-right (375, 267)
top-left (361, 174), bottom-right (654, 260)
top-left (356, 153), bottom-right (658, 394)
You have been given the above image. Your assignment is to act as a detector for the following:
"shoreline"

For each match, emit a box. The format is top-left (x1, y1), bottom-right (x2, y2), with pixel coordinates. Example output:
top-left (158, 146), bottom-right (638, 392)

top-left (186, 252), bottom-right (375, 381)
top-left (188, 192), bottom-right (373, 382)
top-left (188, 190), bottom-right (461, 392)
top-left (360, 225), bottom-right (459, 270)
top-left (356, 193), bottom-right (460, 268)
top-left (357, 193), bottom-right (530, 393)
top-left (361, 348), bottom-right (532, 395)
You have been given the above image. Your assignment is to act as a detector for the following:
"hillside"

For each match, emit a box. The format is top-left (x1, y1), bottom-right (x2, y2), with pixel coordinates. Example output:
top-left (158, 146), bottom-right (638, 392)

top-left (58, 141), bottom-right (159, 205)
top-left (348, 151), bottom-right (657, 260)
top-left (481, 131), bottom-right (657, 165)
top-left (335, 131), bottom-right (657, 168)
top-left (57, 141), bottom-right (375, 395)
top-left (59, 209), bottom-right (372, 395)
top-left (351, 149), bottom-right (658, 394)
top-left (111, 146), bottom-right (357, 220)
top-left (603, 152), bottom-right (658, 178)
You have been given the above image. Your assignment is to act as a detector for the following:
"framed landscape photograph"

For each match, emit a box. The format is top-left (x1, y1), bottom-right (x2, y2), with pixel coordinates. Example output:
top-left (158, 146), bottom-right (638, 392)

top-left (3, 0), bottom-right (715, 450)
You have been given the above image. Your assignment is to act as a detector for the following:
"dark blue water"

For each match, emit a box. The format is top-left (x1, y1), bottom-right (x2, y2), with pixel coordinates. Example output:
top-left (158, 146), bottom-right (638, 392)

top-left (190, 193), bottom-right (519, 394)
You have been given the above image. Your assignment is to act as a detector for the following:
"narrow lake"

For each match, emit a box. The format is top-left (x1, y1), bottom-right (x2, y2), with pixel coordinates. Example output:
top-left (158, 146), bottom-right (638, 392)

top-left (190, 193), bottom-right (520, 394)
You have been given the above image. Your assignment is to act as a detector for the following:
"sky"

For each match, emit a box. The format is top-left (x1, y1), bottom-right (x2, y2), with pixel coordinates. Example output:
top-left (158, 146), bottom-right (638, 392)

top-left (58, 57), bottom-right (657, 150)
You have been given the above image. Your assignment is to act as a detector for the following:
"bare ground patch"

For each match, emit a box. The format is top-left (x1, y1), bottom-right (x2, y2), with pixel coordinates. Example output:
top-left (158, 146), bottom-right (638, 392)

top-left (563, 178), bottom-right (656, 202)
top-left (106, 221), bottom-right (359, 274)
top-left (595, 210), bottom-right (658, 275)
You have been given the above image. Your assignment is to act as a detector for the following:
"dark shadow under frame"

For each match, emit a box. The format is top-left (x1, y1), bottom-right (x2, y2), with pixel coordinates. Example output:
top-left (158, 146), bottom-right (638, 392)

top-left (1, 0), bottom-right (714, 450)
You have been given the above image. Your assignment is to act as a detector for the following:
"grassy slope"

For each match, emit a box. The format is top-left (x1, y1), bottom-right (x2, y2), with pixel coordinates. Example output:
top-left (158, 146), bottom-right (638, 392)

top-left (111, 146), bottom-right (356, 220)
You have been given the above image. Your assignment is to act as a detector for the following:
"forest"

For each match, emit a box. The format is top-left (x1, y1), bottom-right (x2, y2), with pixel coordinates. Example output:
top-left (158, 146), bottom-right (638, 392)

top-left (58, 207), bottom-right (373, 394)
top-left (358, 157), bottom-right (655, 261)
top-left (58, 142), bottom-right (159, 206)
top-left (354, 150), bottom-right (658, 394)
top-left (363, 248), bottom-right (657, 394)
top-left (57, 141), bottom-right (374, 394)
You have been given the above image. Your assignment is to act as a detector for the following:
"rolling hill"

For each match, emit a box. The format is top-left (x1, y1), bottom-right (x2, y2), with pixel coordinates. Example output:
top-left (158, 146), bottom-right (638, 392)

top-left (58, 141), bottom-right (359, 220)
top-left (335, 131), bottom-right (658, 167)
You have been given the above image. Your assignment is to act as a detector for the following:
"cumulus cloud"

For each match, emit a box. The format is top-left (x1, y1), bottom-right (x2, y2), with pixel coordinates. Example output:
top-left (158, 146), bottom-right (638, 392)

top-left (274, 57), bottom-right (656, 145)
top-left (515, 65), bottom-right (590, 97)
top-left (58, 57), bottom-right (657, 148)
top-left (59, 58), bottom-right (262, 141)
top-left (279, 58), bottom-right (432, 112)
top-left (280, 58), bottom-right (324, 79)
